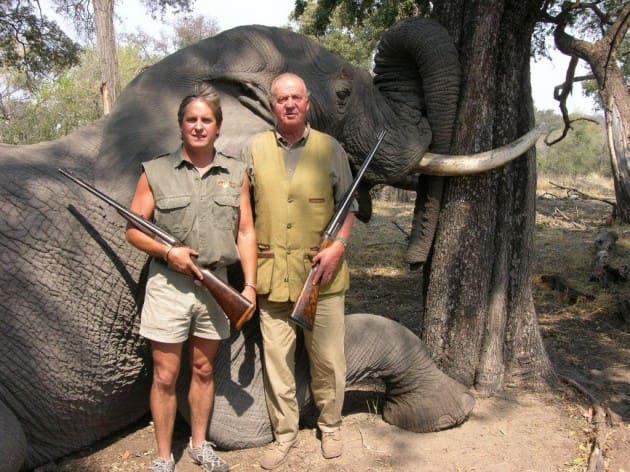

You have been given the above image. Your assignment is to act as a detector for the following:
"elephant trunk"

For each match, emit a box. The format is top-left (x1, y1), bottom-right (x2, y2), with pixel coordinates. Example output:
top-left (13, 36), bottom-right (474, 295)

top-left (373, 17), bottom-right (461, 155)
top-left (339, 17), bottom-right (461, 185)
top-left (345, 314), bottom-right (474, 432)
top-left (372, 17), bottom-right (461, 265)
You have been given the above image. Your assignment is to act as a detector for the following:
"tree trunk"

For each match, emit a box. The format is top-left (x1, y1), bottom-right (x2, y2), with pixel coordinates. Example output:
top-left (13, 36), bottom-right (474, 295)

top-left (423, 0), bottom-right (555, 394)
top-left (554, 4), bottom-right (630, 221)
top-left (607, 90), bottom-right (630, 221)
top-left (92, 0), bottom-right (120, 114)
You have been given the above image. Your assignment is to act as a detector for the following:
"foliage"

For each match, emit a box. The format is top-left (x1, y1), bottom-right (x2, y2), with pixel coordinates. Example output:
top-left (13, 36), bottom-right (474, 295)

top-left (535, 1), bottom-right (629, 112)
top-left (0, 1), bottom-right (80, 87)
top-left (51, 0), bottom-right (196, 40)
top-left (124, 15), bottom-right (221, 56)
top-left (535, 109), bottom-right (609, 178)
top-left (1, 42), bottom-right (160, 144)
top-left (292, 0), bottom-right (425, 67)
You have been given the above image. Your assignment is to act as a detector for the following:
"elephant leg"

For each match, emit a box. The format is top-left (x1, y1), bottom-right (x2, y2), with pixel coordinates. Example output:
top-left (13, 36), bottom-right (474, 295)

top-left (176, 320), bottom-right (274, 449)
top-left (0, 401), bottom-right (26, 472)
top-left (345, 313), bottom-right (474, 432)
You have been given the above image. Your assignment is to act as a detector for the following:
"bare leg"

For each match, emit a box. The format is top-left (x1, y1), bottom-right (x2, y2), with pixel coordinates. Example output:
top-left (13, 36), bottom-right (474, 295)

top-left (150, 341), bottom-right (183, 460)
top-left (188, 336), bottom-right (220, 446)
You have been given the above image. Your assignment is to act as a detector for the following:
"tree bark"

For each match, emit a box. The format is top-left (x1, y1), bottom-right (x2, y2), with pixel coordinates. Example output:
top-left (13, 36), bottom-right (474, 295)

top-left (423, 0), bottom-right (556, 394)
top-left (554, 4), bottom-right (630, 221)
top-left (92, 0), bottom-right (120, 114)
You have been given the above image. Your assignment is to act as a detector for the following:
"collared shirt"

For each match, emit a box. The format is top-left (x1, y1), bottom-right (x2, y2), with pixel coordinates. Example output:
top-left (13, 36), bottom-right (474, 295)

top-left (142, 147), bottom-right (246, 268)
top-left (242, 125), bottom-right (357, 212)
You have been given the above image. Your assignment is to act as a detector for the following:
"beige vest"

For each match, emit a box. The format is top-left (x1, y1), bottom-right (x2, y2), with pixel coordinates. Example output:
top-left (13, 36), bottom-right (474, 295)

top-left (252, 130), bottom-right (350, 302)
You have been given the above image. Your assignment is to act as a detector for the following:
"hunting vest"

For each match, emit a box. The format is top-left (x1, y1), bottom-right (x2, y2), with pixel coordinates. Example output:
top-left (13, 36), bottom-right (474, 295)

top-left (143, 148), bottom-right (245, 268)
top-left (251, 130), bottom-right (350, 302)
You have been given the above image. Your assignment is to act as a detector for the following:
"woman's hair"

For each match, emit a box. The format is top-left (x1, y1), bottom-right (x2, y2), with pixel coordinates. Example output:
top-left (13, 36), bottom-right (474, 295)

top-left (177, 84), bottom-right (223, 126)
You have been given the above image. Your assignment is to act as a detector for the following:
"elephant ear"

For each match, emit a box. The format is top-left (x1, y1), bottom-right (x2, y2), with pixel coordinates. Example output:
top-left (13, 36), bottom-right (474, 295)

top-left (233, 80), bottom-right (275, 126)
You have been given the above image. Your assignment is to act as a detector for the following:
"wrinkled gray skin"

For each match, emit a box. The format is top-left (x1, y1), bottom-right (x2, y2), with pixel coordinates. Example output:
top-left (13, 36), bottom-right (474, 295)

top-left (0, 18), bottom-right (473, 471)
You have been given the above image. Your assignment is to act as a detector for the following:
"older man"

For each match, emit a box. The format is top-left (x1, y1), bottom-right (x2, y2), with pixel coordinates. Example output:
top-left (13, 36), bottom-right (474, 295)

top-left (242, 72), bottom-right (356, 469)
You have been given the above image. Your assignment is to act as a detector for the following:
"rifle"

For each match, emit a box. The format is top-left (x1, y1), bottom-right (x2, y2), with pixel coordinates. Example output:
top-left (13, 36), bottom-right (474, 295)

top-left (289, 130), bottom-right (386, 330)
top-left (58, 168), bottom-right (255, 330)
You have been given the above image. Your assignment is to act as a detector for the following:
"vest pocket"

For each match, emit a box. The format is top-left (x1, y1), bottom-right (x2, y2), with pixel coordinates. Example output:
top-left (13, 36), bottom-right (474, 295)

top-left (154, 195), bottom-right (194, 241)
top-left (256, 251), bottom-right (274, 294)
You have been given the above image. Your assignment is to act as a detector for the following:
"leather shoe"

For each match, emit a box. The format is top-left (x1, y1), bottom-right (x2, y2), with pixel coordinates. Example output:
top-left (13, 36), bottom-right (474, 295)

top-left (260, 438), bottom-right (297, 470)
top-left (321, 430), bottom-right (342, 459)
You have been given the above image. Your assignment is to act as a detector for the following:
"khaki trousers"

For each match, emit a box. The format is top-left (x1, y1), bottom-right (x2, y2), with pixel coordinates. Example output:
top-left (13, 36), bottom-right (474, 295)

top-left (259, 294), bottom-right (346, 443)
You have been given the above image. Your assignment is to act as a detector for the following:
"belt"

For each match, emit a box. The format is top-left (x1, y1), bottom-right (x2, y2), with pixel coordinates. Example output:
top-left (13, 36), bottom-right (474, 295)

top-left (152, 257), bottom-right (219, 272)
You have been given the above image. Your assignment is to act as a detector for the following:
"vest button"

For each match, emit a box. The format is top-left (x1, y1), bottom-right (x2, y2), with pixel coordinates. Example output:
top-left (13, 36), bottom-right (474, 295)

top-left (288, 198), bottom-right (293, 203)
top-left (287, 223), bottom-right (292, 229)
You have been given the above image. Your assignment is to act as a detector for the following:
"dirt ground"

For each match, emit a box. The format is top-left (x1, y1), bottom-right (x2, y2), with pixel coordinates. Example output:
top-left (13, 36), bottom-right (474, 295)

top-left (44, 192), bottom-right (629, 472)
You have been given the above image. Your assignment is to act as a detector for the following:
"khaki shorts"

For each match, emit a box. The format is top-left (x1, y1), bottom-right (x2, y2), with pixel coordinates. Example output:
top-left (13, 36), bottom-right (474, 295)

top-left (139, 261), bottom-right (230, 343)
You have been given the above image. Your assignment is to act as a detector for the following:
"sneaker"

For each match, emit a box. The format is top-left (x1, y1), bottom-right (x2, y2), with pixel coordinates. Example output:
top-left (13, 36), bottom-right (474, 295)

top-left (321, 430), bottom-right (342, 459)
top-left (260, 439), bottom-right (297, 470)
top-left (149, 454), bottom-right (175, 472)
top-left (188, 438), bottom-right (229, 472)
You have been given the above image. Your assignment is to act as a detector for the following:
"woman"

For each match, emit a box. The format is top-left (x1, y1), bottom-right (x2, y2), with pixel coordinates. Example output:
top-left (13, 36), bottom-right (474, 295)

top-left (126, 85), bottom-right (257, 472)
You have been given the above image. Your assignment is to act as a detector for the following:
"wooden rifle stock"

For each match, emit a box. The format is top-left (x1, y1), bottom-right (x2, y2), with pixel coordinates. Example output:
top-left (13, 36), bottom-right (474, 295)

top-left (197, 265), bottom-right (254, 330)
top-left (289, 130), bottom-right (386, 330)
top-left (58, 168), bottom-right (254, 330)
top-left (289, 239), bottom-right (333, 330)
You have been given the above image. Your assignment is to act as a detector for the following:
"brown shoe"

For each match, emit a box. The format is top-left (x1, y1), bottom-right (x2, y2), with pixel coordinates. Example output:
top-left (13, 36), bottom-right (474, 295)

top-left (260, 439), bottom-right (297, 470)
top-left (321, 430), bottom-right (342, 459)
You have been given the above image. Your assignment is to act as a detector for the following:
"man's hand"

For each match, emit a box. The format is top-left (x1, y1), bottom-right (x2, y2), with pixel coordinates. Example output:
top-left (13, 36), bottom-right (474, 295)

top-left (311, 240), bottom-right (345, 286)
top-left (166, 246), bottom-right (203, 280)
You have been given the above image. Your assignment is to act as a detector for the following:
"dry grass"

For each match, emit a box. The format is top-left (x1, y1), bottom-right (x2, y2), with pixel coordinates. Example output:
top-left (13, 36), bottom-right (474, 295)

top-left (344, 201), bottom-right (421, 332)
top-left (537, 173), bottom-right (614, 197)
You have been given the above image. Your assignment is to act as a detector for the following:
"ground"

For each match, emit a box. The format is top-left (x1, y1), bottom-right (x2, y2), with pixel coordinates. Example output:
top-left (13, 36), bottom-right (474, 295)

top-left (43, 188), bottom-right (629, 472)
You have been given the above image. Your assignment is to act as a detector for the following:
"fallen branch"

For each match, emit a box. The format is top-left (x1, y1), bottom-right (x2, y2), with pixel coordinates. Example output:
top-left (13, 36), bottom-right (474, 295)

top-left (559, 375), bottom-right (620, 472)
top-left (552, 207), bottom-right (587, 230)
top-left (548, 181), bottom-right (616, 207)
top-left (392, 220), bottom-right (410, 239)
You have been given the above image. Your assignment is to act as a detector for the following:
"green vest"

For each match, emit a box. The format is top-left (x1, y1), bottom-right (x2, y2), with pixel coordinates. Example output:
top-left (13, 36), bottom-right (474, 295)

top-left (252, 130), bottom-right (350, 302)
top-left (143, 148), bottom-right (245, 268)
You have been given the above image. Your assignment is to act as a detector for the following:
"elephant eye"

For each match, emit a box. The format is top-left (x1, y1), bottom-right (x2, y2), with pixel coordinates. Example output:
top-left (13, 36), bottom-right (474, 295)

top-left (333, 73), bottom-right (352, 113)
top-left (336, 88), bottom-right (350, 100)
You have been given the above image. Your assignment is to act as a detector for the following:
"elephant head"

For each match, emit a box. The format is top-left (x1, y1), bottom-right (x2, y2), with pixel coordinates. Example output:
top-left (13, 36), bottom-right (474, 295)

top-left (0, 17), bottom-right (539, 469)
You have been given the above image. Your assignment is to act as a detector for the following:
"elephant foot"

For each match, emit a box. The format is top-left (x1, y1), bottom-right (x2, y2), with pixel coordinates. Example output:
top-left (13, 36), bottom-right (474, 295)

top-left (383, 370), bottom-right (475, 432)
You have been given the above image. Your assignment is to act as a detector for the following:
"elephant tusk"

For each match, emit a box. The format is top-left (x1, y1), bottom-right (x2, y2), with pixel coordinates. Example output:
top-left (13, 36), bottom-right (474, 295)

top-left (411, 123), bottom-right (547, 176)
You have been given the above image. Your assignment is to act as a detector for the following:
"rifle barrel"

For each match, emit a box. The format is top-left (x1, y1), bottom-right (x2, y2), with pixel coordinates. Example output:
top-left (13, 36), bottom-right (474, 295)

top-left (58, 168), bottom-right (255, 330)
top-left (58, 168), bottom-right (177, 246)
top-left (323, 130), bottom-right (386, 238)
top-left (290, 130), bottom-right (386, 330)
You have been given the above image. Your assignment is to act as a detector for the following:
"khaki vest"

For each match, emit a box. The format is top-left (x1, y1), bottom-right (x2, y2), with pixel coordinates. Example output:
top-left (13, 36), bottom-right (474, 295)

top-left (252, 130), bottom-right (350, 302)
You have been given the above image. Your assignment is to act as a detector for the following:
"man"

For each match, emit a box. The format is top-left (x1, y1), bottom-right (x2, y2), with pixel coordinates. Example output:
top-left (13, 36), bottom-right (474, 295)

top-left (127, 86), bottom-right (257, 472)
top-left (242, 72), bottom-right (356, 470)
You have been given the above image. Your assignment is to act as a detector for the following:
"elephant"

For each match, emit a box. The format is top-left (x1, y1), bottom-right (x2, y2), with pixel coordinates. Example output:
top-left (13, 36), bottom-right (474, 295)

top-left (0, 17), bottom-right (538, 470)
